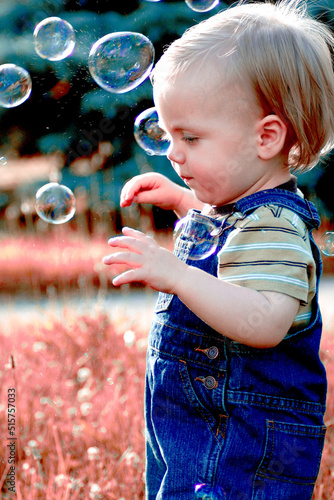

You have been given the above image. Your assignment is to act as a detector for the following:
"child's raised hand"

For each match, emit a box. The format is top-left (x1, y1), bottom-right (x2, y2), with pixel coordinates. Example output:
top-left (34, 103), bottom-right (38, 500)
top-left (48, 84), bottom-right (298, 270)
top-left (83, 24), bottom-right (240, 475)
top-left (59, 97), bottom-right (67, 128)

top-left (120, 172), bottom-right (204, 217)
top-left (103, 226), bottom-right (186, 293)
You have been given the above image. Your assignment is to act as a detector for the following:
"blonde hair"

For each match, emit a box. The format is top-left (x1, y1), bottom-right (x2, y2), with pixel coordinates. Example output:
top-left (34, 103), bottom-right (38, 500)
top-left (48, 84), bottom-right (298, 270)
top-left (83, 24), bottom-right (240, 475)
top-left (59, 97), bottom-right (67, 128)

top-left (152, 0), bottom-right (334, 172)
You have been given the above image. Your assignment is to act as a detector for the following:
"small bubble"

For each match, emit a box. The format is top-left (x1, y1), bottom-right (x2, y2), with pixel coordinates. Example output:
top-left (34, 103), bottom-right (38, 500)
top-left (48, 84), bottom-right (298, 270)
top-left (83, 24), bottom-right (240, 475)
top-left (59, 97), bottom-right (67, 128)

top-left (88, 31), bottom-right (154, 94)
top-left (195, 483), bottom-right (226, 500)
top-left (134, 107), bottom-right (170, 156)
top-left (185, 0), bottom-right (220, 12)
top-left (34, 17), bottom-right (76, 61)
top-left (319, 231), bottom-right (334, 257)
top-left (0, 64), bottom-right (32, 108)
top-left (0, 156), bottom-right (7, 165)
top-left (35, 182), bottom-right (76, 224)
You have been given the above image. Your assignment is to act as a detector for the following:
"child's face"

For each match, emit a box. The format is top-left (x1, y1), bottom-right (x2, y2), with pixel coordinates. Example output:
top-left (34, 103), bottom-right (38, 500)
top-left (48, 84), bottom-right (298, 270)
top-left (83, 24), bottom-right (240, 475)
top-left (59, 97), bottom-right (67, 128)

top-left (154, 73), bottom-right (267, 206)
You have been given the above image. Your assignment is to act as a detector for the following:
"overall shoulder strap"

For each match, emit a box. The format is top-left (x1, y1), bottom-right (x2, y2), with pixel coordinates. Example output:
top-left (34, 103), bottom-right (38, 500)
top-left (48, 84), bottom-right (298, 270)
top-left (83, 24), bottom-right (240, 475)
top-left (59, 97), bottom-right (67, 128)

top-left (234, 189), bottom-right (321, 229)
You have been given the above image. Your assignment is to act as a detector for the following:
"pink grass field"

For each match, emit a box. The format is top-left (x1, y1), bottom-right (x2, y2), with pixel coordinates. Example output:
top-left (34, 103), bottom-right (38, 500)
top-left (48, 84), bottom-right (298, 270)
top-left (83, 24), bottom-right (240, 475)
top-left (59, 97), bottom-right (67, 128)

top-left (0, 230), bottom-right (333, 499)
top-left (0, 311), bottom-right (333, 499)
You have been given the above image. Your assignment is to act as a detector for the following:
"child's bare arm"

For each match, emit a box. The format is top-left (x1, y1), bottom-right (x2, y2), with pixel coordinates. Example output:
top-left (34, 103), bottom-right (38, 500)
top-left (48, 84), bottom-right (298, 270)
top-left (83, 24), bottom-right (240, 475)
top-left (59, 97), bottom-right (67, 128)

top-left (103, 227), bottom-right (299, 348)
top-left (120, 172), bottom-right (204, 218)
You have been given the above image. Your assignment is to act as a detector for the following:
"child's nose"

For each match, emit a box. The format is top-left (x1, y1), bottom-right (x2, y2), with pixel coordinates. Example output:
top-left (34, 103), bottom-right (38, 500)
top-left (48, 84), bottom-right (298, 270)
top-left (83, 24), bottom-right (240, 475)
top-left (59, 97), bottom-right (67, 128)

top-left (167, 143), bottom-right (185, 164)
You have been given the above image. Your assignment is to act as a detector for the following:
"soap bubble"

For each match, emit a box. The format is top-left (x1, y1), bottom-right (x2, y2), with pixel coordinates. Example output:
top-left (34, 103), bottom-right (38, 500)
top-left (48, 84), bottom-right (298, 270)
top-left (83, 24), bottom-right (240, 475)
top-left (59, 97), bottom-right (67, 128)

top-left (134, 107), bottom-right (170, 155)
top-left (185, 0), bottom-right (220, 12)
top-left (35, 182), bottom-right (76, 224)
top-left (0, 64), bottom-right (32, 108)
top-left (195, 483), bottom-right (226, 500)
top-left (33, 17), bottom-right (76, 61)
top-left (174, 216), bottom-right (221, 261)
top-left (0, 156), bottom-right (7, 165)
top-left (88, 31), bottom-right (154, 94)
top-left (319, 231), bottom-right (334, 257)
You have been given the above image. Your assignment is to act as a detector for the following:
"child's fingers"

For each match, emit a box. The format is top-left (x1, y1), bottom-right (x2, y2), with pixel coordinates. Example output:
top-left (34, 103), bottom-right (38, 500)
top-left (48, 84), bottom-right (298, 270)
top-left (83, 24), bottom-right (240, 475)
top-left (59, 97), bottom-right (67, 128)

top-left (120, 176), bottom-right (144, 206)
top-left (107, 228), bottom-right (154, 249)
top-left (103, 250), bottom-right (142, 266)
top-left (121, 226), bottom-right (151, 240)
top-left (112, 269), bottom-right (141, 286)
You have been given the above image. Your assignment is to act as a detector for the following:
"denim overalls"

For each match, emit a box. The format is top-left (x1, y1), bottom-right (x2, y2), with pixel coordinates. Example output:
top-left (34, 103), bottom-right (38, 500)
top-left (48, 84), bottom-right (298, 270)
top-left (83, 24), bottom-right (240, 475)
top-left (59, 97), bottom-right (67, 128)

top-left (145, 188), bottom-right (327, 500)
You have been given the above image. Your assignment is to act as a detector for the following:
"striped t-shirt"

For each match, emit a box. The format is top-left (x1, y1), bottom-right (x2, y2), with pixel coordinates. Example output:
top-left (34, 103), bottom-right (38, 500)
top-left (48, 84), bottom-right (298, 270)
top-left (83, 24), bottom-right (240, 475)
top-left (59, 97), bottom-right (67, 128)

top-left (206, 193), bottom-right (316, 336)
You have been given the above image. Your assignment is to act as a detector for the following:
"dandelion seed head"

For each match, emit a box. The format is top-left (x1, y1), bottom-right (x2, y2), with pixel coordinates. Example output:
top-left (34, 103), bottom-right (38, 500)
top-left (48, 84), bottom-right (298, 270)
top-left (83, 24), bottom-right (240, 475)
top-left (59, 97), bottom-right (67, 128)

top-left (34, 411), bottom-right (45, 421)
top-left (53, 397), bottom-right (64, 407)
top-left (69, 477), bottom-right (84, 490)
top-left (80, 402), bottom-right (92, 415)
top-left (87, 446), bottom-right (100, 460)
top-left (72, 423), bottom-right (83, 437)
top-left (55, 474), bottom-right (68, 487)
top-left (77, 387), bottom-right (92, 402)
top-left (32, 341), bottom-right (47, 352)
top-left (28, 440), bottom-right (38, 449)
top-left (89, 483), bottom-right (102, 499)
top-left (123, 329), bottom-right (135, 347)
top-left (125, 451), bottom-right (140, 466)
top-left (77, 367), bottom-right (92, 382)
top-left (67, 406), bottom-right (77, 417)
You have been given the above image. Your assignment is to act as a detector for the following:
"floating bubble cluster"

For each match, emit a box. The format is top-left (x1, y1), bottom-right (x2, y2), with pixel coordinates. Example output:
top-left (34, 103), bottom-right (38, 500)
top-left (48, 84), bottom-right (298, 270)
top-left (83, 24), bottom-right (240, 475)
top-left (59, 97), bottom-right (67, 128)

top-left (319, 231), bottom-right (334, 257)
top-left (195, 483), bottom-right (227, 500)
top-left (88, 32), bottom-right (154, 94)
top-left (0, 64), bottom-right (32, 108)
top-left (35, 182), bottom-right (76, 224)
top-left (185, 0), bottom-right (220, 12)
top-left (134, 107), bottom-right (170, 156)
top-left (33, 17), bottom-right (76, 61)
top-left (174, 217), bottom-right (221, 261)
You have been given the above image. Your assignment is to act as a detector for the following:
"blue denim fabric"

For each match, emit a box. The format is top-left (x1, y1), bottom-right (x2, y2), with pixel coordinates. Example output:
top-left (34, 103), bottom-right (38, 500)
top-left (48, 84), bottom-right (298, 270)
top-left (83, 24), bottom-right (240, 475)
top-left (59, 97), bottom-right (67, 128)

top-left (145, 188), bottom-right (327, 500)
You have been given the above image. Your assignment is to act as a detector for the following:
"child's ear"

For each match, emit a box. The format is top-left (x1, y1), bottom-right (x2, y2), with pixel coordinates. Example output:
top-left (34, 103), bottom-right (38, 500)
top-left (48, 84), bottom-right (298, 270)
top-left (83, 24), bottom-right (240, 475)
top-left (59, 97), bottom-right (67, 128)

top-left (256, 114), bottom-right (287, 160)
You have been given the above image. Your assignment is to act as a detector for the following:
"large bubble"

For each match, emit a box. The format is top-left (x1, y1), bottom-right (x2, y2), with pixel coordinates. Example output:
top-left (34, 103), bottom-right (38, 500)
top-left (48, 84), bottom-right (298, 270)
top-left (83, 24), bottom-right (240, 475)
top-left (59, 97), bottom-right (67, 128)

top-left (185, 0), bottom-right (220, 12)
top-left (319, 231), bottom-right (334, 257)
top-left (134, 107), bottom-right (170, 156)
top-left (35, 182), bottom-right (76, 224)
top-left (0, 64), bottom-right (32, 108)
top-left (174, 216), bottom-right (221, 261)
top-left (33, 17), bottom-right (76, 61)
top-left (88, 32), bottom-right (154, 94)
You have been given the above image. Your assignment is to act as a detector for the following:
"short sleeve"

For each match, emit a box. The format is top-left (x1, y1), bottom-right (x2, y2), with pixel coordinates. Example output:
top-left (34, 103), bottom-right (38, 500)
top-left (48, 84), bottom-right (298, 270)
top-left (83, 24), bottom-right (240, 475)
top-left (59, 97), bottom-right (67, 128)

top-left (217, 207), bottom-right (316, 305)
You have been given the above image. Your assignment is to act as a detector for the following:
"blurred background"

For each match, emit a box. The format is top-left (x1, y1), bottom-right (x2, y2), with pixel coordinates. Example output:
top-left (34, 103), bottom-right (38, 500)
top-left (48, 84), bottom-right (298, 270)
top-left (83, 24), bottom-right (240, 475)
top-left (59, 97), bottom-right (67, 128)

top-left (0, 0), bottom-right (333, 303)
top-left (0, 3), bottom-right (334, 499)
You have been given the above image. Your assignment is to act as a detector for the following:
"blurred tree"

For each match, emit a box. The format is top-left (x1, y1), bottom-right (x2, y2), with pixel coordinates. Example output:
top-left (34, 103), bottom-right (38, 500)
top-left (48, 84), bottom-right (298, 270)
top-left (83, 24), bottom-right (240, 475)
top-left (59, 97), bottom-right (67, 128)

top-left (0, 0), bottom-right (333, 218)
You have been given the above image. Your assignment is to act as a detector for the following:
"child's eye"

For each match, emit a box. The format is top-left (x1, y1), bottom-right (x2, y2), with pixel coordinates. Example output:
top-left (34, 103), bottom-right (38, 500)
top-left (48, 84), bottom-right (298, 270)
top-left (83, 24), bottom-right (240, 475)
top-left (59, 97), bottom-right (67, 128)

top-left (181, 136), bottom-right (198, 144)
